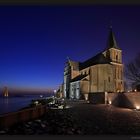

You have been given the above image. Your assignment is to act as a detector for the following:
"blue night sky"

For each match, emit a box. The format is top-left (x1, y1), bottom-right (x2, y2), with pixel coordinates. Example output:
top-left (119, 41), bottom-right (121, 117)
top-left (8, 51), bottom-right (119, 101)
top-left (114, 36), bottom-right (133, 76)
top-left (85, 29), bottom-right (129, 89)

top-left (0, 5), bottom-right (140, 91)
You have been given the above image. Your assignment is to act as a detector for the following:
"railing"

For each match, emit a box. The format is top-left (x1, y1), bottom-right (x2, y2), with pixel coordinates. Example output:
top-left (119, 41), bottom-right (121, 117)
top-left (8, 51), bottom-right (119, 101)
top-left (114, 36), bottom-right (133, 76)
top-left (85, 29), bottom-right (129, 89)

top-left (0, 105), bottom-right (47, 128)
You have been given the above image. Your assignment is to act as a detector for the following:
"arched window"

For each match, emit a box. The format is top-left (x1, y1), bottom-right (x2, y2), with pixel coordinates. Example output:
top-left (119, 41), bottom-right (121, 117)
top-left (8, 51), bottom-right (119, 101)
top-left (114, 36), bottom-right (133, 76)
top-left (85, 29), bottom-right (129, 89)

top-left (108, 77), bottom-right (110, 82)
top-left (121, 69), bottom-right (123, 80)
top-left (116, 55), bottom-right (118, 61)
top-left (118, 67), bottom-right (119, 79)
top-left (115, 67), bottom-right (117, 79)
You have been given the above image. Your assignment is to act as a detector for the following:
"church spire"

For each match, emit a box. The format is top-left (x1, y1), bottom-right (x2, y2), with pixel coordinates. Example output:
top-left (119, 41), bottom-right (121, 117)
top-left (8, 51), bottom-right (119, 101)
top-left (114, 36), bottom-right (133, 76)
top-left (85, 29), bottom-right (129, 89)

top-left (106, 25), bottom-right (121, 50)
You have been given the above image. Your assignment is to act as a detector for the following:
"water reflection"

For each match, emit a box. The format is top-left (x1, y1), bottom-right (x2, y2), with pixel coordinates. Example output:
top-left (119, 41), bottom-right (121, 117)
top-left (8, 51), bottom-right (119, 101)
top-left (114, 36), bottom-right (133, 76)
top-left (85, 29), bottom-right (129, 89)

top-left (4, 98), bottom-right (9, 104)
top-left (0, 94), bottom-right (54, 115)
top-left (4, 98), bottom-right (9, 110)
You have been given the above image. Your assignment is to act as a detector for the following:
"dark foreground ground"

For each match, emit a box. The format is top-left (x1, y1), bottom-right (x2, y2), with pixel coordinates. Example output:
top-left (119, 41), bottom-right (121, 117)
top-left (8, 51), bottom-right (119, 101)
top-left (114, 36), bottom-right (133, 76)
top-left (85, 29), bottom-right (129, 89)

top-left (1, 100), bottom-right (140, 135)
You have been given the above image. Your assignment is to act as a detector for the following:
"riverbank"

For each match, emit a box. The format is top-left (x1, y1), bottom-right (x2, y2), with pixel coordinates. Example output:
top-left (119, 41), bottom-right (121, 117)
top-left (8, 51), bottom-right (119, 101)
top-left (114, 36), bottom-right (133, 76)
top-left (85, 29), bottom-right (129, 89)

top-left (1, 100), bottom-right (140, 135)
top-left (0, 94), bottom-right (54, 115)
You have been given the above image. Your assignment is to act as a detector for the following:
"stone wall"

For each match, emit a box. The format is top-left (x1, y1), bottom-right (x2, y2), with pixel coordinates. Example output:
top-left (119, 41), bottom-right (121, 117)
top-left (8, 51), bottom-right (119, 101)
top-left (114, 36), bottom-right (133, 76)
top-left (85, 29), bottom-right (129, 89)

top-left (0, 105), bottom-right (47, 128)
top-left (80, 81), bottom-right (89, 94)
top-left (89, 92), bottom-right (140, 109)
top-left (88, 92), bottom-right (105, 104)
top-left (107, 92), bottom-right (140, 109)
top-left (90, 64), bottom-right (115, 93)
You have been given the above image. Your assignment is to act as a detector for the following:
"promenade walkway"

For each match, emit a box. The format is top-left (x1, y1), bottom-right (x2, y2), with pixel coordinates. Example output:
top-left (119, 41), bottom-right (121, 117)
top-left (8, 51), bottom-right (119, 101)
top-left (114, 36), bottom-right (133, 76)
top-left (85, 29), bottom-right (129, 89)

top-left (1, 100), bottom-right (140, 135)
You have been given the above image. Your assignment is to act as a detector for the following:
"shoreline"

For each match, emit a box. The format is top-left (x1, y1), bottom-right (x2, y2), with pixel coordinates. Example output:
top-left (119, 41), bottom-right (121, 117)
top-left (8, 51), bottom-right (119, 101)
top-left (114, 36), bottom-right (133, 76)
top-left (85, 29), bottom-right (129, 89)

top-left (1, 101), bottom-right (140, 135)
top-left (0, 104), bottom-right (47, 129)
top-left (0, 94), bottom-right (54, 115)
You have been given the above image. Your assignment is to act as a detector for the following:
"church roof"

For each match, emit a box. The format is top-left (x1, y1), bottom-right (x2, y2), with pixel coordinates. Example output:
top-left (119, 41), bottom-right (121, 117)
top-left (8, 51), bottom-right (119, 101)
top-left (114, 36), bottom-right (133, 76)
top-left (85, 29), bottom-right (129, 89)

top-left (79, 52), bottom-right (111, 70)
top-left (105, 26), bottom-right (121, 50)
top-left (65, 27), bottom-right (120, 71)
top-left (71, 74), bottom-right (88, 82)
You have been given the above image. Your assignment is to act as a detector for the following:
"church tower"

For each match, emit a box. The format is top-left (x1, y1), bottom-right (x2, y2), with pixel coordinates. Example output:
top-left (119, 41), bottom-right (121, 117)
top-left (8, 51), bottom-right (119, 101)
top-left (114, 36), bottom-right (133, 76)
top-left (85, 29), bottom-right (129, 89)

top-left (63, 57), bottom-right (80, 98)
top-left (103, 26), bottom-right (124, 92)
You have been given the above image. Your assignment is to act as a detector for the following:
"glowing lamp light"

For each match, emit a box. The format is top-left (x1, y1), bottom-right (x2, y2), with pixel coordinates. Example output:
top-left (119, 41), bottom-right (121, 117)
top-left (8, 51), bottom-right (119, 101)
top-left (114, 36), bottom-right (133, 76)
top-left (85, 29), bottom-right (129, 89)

top-left (134, 89), bottom-right (137, 92)
top-left (35, 101), bottom-right (39, 105)
top-left (85, 97), bottom-right (88, 101)
top-left (40, 95), bottom-right (43, 98)
top-left (136, 106), bottom-right (140, 110)
top-left (84, 94), bottom-right (88, 101)
top-left (109, 101), bottom-right (112, 105)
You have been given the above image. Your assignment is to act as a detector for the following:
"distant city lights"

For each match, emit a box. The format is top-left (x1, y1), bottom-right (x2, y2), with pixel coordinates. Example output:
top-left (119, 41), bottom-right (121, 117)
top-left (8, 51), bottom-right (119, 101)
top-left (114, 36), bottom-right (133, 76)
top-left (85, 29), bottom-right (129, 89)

top-left (54, 90), bottom-right (57, 93)
top-left (40, 95), bottom-right (43, 98)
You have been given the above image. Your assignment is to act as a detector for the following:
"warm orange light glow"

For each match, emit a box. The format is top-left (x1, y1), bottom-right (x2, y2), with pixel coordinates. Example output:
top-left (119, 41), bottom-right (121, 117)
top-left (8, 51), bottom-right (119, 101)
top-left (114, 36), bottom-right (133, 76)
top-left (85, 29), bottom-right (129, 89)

top-left (136, 106), bottom-right (140, 110)
top-left (84, 94), bottom-right (88, 101)
top-left (109, 101), bottom-right (112, 105)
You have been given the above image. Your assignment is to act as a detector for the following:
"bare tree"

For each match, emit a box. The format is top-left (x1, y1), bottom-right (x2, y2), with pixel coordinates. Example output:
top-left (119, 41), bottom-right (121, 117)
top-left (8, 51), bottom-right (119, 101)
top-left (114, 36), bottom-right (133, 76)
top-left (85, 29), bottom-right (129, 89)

top-left (125, 53), bottom-right (140, 89)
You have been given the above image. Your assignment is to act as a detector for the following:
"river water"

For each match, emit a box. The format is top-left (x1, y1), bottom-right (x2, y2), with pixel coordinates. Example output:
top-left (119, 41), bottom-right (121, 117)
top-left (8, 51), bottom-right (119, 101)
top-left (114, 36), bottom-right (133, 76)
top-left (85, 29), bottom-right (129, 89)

top-left (0, 94), bottom-right (54, 115)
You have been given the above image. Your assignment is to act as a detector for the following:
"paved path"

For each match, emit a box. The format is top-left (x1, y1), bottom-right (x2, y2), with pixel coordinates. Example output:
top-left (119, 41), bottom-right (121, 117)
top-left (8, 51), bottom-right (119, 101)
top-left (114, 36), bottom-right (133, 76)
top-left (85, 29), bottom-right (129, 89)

top-left (63, 101), bottom-right (140, 134)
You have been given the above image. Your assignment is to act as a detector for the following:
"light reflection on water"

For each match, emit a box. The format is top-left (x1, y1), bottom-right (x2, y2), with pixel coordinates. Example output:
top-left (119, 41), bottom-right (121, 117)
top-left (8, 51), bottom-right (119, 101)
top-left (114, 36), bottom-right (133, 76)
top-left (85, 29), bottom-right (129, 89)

top-left (3, 98), bottom-right (9, 111)
top-left (0, 94), bottom-right (53, 115)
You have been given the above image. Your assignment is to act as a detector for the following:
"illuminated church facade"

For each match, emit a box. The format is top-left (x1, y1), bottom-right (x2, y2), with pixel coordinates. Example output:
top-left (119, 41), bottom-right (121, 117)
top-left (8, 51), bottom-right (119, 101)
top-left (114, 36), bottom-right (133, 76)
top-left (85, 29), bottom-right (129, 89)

top-left (63, 27), bottom-right (124, 100)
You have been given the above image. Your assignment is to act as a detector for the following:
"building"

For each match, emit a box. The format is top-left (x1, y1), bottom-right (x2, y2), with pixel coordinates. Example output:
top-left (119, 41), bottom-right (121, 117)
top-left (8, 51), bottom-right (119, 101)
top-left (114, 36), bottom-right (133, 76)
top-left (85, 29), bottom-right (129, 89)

top-left (56, 84), bottom-right (63, 98)
top-left (63, 27), bottom-right (124, 100)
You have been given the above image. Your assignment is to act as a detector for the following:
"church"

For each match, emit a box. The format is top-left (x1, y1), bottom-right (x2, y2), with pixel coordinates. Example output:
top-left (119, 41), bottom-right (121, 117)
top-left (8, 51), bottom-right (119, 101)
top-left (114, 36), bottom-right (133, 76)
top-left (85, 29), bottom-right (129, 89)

top-left (62, 27), bottom-right (124, 100)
